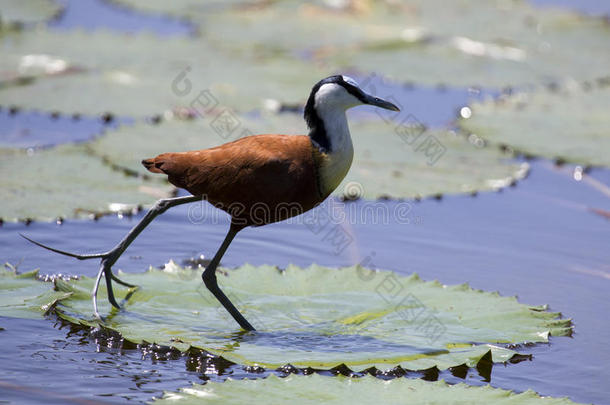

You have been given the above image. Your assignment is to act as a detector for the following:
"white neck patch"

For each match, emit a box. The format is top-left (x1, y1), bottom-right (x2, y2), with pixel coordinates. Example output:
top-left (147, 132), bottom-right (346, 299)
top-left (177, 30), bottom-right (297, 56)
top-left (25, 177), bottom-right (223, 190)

top-left (313, 83), bottom-right (355, 196)
top-left (342, 75), bottom-right (359, 88)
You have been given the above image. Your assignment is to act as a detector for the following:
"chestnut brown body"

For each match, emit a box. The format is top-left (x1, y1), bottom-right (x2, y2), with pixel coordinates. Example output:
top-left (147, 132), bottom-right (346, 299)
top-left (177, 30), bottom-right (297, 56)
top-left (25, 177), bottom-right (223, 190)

top-left (142, 134), bottom-right (326, 227)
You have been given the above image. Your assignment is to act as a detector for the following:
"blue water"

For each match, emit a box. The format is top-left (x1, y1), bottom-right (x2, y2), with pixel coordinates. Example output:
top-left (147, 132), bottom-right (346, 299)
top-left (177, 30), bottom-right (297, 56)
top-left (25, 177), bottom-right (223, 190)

top-left (531, 0), bottom-right (610, 15)
top-left (0, 108), bottom-right (124, 149)
top-left (352, 73), bottom-right (496, 129)
top-left (49, 0), bottom-right (195, 36)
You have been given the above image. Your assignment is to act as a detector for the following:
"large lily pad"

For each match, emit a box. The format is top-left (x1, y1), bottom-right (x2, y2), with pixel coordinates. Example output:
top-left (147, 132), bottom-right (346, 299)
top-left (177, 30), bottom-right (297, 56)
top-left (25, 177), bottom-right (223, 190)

top-left (459, 85), bottom-right (610, 167)
top-left (51, 263), bottom-right (571, 371)
top-left (154, 374), bottom-right (582, 405)
top-left (0, 28), bottom-right (323, 117)
top-left (0, 144), bottom-right (173, 221)
top-left (87, 115), bottom-right (528, 199)
top-left (0, 0), bottom-right (61, 26)
top-left (0, 267), bottom-right (70, 319)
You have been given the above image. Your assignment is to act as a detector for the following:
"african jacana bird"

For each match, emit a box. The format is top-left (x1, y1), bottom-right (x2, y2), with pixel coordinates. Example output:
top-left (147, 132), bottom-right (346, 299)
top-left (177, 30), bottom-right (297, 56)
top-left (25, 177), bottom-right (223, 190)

top-left (22, 75), bottom-right (399, 331)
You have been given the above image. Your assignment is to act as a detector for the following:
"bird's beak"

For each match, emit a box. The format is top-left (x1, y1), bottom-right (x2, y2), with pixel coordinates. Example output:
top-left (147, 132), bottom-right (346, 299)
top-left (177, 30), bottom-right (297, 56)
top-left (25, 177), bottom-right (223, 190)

top-left (363, 93), bottom-right (400, 112)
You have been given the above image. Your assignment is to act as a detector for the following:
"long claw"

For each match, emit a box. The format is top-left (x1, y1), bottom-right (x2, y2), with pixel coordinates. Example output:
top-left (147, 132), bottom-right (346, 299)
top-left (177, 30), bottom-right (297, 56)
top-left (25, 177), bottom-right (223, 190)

top-left (107, 291), bottom-right (122, 310)
top-left (111, 273), bottom-right (137, 288)
top-left (20, 233), bottom-right (107, 260)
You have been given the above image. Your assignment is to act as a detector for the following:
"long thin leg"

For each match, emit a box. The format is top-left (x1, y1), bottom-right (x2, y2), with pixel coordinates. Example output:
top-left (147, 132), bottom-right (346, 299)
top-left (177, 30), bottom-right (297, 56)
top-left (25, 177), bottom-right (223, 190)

top-left (202, 222), bottom-right (255, 331)
top-left (22, 195), bottom-right (202, 315)
top-left (92, 263), bottom-right (105, 318)
top-left (92, 195), bottom-right (204, 313)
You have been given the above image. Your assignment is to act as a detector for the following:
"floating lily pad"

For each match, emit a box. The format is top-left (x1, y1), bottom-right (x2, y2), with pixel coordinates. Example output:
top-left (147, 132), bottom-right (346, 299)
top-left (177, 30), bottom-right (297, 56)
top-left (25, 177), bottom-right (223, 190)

top-left (0, 267), bottom-right (70, 319)
top-left (50, 263), bottom-right (570, 371)
top-left (0, 144), bottom-right (174, 222)
top-left (0, 29), bottom-right (323, 117)
top-left (154, 374), bottom-right (582, 405)
top-left (459, 86), bottom-right (610, 167)
top-left (0, 0), bottom-right (61, 26)
top-left (88, 115), bottom-right (528, 199)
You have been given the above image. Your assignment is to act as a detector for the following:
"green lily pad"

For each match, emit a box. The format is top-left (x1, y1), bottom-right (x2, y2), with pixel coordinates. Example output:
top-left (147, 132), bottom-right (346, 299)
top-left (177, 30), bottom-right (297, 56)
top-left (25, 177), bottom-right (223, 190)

top-left (88, 115), bottom-right (528, 199)
top-left (154, 374), bottom-right (583, 405)
top-left (50, 263), bottom-right (571, 371)
top-left (0, 29), bottom-right (323, 117)
top-left (0, 267), bottom-right (70, 319)
top-left (0, 144), bottom-right (174, 222)
top-left (0, 0), bottom-right (61, 26)
top-left (459, 85), bottom-right (610, 167)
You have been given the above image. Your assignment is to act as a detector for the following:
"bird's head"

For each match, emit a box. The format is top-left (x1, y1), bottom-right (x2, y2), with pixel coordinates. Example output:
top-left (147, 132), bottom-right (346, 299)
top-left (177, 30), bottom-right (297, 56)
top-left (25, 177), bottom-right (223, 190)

top-left (304, 75), bottom-right (399, 129)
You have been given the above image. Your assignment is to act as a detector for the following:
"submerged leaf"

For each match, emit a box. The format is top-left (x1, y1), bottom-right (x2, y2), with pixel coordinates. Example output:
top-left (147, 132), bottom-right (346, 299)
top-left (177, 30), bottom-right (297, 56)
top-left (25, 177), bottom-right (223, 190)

top-left (0, 144), bottom-right (174, 221)
top-left (154, 374), bottom-right (583, 405)
top-left (0, 267), bottom-right (70, 319)
top-left (459, 85), bottom-right (610, 167)
top-left (50, 263), bottom-right (571, 371)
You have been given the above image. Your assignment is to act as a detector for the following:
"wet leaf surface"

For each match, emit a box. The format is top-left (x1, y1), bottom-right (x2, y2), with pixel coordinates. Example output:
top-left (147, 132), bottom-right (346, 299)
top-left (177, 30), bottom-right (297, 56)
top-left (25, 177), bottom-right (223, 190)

top-left (45, 263), bottom-right (571, 371)
top-left (0, 267), bottom-right (70, 319)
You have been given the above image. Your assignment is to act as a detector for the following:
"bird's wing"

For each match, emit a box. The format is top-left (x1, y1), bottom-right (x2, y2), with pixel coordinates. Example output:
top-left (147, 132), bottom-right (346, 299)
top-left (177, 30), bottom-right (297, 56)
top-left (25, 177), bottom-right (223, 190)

top-left (142, 134), bottom-right (319, 207)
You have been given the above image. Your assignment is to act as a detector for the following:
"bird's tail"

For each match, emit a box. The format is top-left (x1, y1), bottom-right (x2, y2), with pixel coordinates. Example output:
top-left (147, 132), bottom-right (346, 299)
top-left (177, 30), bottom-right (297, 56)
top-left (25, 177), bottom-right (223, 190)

top-left (142, 152), bottom-right (192, 192)
top-left (141, 157), bottom-right (165, 173)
